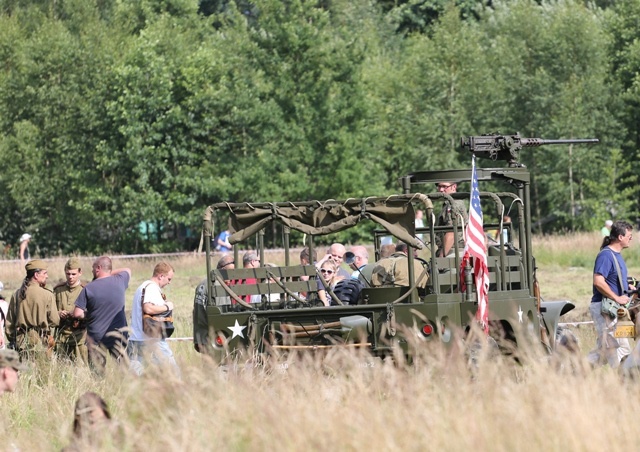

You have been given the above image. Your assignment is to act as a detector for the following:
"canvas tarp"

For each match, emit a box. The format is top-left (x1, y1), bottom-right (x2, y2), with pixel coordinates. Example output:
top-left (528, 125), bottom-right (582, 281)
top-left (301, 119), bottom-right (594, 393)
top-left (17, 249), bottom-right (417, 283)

top-left (204, 195), bottom-right (432, 250)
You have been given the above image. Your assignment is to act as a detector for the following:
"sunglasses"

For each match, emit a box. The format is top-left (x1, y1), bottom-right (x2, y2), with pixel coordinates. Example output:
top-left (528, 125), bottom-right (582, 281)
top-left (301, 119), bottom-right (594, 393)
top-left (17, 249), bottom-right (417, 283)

top-left (320, 269), bottom-right (334, 275)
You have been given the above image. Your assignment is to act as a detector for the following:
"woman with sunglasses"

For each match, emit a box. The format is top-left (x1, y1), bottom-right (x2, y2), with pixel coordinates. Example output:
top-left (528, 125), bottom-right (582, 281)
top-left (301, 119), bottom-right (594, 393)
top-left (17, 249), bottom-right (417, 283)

top-left (317, 260), bottom-right (339, 307)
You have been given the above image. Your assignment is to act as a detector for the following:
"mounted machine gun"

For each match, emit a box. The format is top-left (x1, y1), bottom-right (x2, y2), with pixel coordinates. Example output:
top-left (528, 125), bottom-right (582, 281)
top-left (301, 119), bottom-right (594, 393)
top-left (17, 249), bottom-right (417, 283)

top-left (461, 133), bottom-right (599, 167)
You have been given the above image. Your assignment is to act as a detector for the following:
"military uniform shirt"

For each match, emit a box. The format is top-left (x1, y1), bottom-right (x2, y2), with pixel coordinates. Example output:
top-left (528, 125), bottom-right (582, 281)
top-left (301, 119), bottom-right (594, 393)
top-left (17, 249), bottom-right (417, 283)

top-left (371, 253), bottom-right (428, 288)
top-left (54, 283), bottom-right (84, 312)
top-left (6, 282), bottom-right (60, 337)
top-left (436, 199), bottom-right (468, 251)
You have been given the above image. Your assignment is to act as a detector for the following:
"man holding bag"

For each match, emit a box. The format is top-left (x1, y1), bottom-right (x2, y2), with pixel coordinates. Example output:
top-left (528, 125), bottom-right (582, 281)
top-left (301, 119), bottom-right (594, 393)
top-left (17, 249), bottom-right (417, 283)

top-left (587, 220), bottom-right (634, 367)
top-left (128, 262), bottom-right (179, 377)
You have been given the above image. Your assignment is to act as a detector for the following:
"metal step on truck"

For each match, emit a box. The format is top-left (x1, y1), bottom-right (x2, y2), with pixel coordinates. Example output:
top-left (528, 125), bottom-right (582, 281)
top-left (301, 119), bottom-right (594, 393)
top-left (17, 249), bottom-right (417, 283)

top-left (193, 133), bottom-right (597, 364)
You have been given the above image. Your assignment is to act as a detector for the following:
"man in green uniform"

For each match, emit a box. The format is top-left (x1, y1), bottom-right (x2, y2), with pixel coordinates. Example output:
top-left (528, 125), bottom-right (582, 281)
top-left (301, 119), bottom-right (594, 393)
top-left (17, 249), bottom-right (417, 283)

top-left (6, 259), bottom-right (60, 359)
top-left (54, 258), bottom-right (87, 363)
top-left (371, 243), bottom-right (429, 289)
top-left (435, 181), bottom-right (468, 257)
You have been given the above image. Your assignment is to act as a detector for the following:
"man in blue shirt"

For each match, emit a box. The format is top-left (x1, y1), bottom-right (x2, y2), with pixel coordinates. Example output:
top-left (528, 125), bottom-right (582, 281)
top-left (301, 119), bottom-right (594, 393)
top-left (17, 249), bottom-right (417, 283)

top-left (587, 221), bottom-right (634, 367)
top-left (74, 256), bottom-right (131, 372)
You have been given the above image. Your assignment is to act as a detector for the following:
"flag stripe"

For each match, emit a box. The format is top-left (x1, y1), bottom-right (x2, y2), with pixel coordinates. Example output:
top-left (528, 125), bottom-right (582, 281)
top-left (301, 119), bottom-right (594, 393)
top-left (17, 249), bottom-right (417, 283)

top-left (460, 156), bottom-right (490, 334)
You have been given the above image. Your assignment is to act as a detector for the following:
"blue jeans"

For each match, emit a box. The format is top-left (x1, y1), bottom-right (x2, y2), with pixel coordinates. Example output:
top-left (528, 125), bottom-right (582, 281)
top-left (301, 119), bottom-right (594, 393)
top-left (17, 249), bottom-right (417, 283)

top-left (128, 340), bottom-right (180, 377)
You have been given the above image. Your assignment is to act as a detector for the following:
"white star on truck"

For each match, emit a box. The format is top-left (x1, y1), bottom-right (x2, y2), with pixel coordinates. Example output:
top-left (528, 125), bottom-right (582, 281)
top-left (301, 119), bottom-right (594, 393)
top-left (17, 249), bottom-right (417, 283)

top-left (228, 319), bottom-right (247, 339)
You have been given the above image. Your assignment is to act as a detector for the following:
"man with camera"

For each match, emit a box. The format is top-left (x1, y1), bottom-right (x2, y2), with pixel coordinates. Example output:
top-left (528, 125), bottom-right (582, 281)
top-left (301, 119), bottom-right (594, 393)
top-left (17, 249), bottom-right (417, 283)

top-left (128, 262), bottom-right (179, 377)
top-left (587, 220), bottom-right (634, 367)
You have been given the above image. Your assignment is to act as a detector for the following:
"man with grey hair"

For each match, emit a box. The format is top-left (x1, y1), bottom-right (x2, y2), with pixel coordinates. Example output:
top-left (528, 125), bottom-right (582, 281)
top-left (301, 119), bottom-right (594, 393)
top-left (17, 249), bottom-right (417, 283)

top-left (348, 245), bottom-right (374, 287)
top-left (601, 220), bottom-right (613, 237)
top-left (240, 251), bottom-right (260, 304)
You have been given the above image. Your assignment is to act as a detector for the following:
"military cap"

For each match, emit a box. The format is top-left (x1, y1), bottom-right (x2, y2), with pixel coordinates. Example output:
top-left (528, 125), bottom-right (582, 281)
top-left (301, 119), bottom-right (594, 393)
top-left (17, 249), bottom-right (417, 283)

top-left (0, 349), bottom-right (27, 371)
top-left (25, 259), bottom-right (47, 272)
top-left (64, 257), bottom-right (81, 271)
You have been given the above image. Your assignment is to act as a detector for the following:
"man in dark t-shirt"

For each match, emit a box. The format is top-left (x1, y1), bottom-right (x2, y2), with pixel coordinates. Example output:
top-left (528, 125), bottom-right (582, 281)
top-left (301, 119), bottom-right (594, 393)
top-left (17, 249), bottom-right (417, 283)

top-left (73, 256), bottom-right (131, 370)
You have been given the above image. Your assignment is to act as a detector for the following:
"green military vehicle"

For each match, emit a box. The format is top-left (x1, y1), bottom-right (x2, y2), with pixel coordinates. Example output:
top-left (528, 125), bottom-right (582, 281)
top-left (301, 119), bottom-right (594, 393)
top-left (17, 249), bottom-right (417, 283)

top-left (193, 133), bottom-right (598, 362)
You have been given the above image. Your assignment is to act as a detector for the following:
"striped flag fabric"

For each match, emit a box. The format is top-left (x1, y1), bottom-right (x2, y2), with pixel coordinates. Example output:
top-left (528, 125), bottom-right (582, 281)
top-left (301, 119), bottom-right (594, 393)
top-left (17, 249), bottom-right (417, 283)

top-left (460, 156), bottom-right (490, 334)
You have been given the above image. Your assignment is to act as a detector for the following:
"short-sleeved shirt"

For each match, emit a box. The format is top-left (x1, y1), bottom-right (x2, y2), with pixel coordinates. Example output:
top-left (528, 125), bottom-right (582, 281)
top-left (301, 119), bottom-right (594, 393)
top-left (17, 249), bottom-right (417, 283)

top-left (591, 247), bottom-right (628, 303)
top-left (75, 272), bottom-right (130, 346)
top-left (436, 200), bottom-right (468, 250)
top-left (217, 231), bottom-right (232, 252)
top-left (130, 280), bottom-right (167, 341)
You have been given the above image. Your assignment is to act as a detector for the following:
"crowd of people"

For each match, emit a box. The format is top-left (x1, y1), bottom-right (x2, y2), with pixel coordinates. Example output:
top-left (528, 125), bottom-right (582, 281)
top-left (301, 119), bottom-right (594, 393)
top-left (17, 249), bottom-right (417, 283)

top-left (202, 240), bottom-right (430, 307)
top-left (1, 186), bottom-right (634, 448)
top-left (0, 256), bottom-right (178, 378)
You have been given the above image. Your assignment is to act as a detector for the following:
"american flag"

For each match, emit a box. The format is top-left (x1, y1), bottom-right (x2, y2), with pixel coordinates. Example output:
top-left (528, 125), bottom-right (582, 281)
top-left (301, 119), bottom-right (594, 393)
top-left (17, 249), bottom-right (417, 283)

top-left (460, 156), bottom-right (490, 334)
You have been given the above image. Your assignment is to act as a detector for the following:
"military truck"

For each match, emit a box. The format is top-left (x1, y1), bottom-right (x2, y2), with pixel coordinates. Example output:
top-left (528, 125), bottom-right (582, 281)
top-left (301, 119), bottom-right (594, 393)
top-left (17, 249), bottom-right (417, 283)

top-left (193, 133), bottom-right (597, 362)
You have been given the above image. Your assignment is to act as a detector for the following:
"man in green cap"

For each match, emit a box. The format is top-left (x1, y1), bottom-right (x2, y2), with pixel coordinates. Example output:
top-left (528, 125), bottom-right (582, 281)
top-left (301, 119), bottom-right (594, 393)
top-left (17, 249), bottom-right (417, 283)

top-left (435, 181), bottom-right (468, 257)
top-left (54, 258), bottom-right (87, 362)
top-left (6, 259), bottom-right (60, 359)
top-left (0, 349), bottom-right (26, 394)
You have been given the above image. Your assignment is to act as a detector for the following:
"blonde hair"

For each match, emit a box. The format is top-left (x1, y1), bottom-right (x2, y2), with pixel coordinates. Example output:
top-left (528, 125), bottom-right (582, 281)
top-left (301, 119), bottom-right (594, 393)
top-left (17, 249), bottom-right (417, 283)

top-left (153, 262), bottom-right (174, 277)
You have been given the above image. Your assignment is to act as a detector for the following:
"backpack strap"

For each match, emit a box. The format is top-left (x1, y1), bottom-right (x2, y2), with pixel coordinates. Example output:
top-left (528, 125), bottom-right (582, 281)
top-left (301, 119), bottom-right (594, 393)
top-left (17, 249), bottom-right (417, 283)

top-left (607, 248), bottom-right (626, 296)
top-left (139, 281), bottom-right (154, 328)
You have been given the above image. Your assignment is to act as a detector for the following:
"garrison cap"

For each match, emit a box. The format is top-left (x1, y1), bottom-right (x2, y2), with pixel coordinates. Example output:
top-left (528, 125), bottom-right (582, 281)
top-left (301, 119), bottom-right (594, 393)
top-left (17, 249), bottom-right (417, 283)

top-left (0, 349), bottom-right (27, 371)
top-left (25, 259), bottom-right (47, 272)
top-left (65, 258), bottom-right (81, 271)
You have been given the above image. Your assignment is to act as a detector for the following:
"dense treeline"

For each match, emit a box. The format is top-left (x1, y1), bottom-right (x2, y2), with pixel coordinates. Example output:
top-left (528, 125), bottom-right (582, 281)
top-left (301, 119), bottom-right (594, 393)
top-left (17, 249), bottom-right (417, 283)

top-left (0, 0), bottom-right (639, 255)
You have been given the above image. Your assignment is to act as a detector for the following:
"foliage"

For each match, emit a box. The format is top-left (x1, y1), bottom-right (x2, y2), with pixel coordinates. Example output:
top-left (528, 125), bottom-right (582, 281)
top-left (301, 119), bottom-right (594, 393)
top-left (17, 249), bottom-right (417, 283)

top-left (0, 0), bottom-right (637, 254)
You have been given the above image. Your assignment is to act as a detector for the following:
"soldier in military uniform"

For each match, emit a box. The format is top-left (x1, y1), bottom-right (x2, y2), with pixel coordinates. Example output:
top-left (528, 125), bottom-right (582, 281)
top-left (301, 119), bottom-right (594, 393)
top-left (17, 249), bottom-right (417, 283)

top-left (6, 259), bottom-right (60, 359)
top-left (435, 181), bottom-right (468, 257)
top-left (371, 243), bottom-right (429, 289)
top-left (54, 258), bottom-right (87, 363)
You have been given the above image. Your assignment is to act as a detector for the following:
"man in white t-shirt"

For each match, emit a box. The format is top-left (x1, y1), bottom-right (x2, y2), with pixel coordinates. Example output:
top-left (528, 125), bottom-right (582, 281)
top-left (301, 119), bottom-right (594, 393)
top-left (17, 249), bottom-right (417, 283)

top-left (128, 262), bottom-right (178, 376)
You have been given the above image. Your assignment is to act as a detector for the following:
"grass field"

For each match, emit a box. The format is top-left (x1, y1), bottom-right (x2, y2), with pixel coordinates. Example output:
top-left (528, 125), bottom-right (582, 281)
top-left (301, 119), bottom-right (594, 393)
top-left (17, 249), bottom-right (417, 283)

top-left (1, 232), bottom-right (639, 451)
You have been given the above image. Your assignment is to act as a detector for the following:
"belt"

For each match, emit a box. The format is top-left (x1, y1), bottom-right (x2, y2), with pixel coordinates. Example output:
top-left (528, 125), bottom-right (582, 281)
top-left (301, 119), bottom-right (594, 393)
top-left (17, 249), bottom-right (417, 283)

top-left (18, 327), bottom-right (50, 337)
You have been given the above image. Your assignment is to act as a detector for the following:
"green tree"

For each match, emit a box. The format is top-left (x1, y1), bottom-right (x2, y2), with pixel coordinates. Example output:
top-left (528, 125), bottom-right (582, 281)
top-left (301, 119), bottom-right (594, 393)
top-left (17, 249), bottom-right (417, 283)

top-left (479, 0), bottom-right (626, 232)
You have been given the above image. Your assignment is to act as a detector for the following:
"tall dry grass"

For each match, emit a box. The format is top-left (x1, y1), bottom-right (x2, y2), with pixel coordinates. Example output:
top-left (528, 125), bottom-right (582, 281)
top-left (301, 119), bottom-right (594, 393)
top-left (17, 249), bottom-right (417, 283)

top-left (2, 336), bottom-right (640, 451)
top-left (0, 236), bottom-right (638, 451)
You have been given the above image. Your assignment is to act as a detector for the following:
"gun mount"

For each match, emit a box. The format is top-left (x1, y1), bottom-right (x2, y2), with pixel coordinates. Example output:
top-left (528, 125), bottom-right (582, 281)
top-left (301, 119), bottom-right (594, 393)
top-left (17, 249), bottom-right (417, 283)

top-left (461, 133), bottom-right (599, 167)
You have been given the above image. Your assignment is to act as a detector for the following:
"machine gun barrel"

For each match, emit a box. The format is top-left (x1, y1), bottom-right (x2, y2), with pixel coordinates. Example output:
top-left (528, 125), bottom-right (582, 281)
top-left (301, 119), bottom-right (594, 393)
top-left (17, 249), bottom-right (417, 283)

top-left (519, 138), bottom-right (600, 147)
top-left (461, 133), bottom-right (599, 166)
